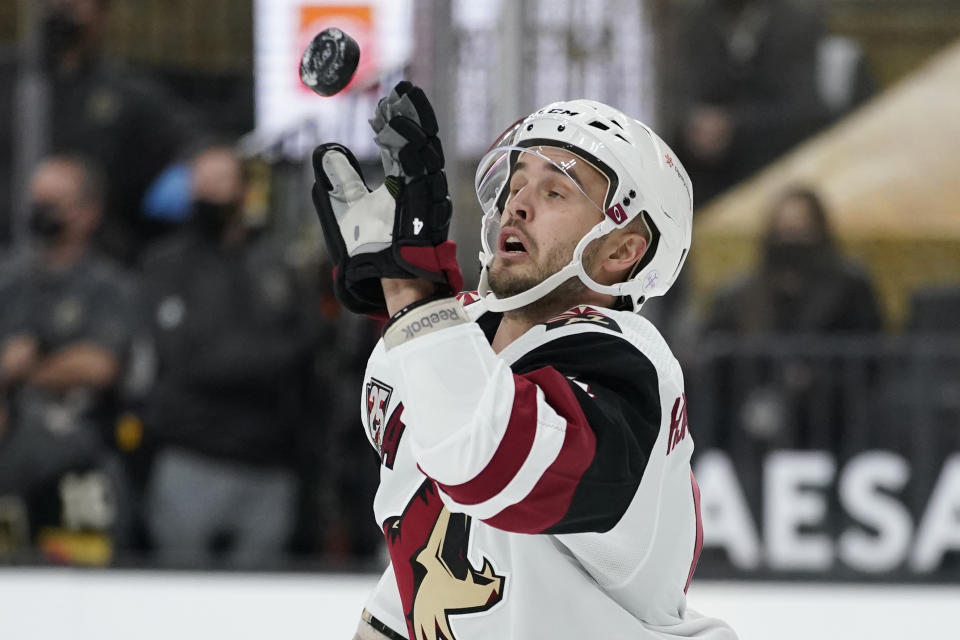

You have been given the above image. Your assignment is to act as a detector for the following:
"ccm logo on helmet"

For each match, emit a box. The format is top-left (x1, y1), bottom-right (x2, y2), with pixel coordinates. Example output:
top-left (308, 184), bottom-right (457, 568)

top-left (546, 108), bottom-right (580, 116)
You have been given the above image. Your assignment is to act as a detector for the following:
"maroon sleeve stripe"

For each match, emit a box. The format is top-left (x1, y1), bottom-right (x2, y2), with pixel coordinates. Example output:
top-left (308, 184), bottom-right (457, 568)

top-left (482, 366), bottom-right (597, 534)
top-left (435, 377), bottom-right (539, 506)
top-left (684, 470), bottom-right (704, 594)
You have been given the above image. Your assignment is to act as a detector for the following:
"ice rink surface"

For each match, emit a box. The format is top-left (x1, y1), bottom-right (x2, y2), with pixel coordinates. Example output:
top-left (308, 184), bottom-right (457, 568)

top-left (1, 569), bottom-right (955, 639)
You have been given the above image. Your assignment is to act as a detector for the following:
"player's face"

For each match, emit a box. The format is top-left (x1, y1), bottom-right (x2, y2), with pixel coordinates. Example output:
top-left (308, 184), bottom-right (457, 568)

top-left (487, 147), bottom-right (608, 298)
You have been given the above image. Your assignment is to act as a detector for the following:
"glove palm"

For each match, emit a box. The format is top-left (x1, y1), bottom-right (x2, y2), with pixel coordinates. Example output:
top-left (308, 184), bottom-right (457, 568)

top-left (311, 82), bottom-right (462, 315)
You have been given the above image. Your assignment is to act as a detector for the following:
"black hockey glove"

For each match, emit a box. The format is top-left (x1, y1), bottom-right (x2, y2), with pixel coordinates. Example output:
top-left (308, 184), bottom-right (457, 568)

top-left (369, 81), bottom-right (462, 287)
top-left (311, 82), bottom-right (462, 316)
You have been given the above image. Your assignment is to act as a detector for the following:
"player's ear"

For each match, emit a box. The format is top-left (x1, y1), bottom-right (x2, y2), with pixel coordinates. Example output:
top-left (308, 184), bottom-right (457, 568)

top-left (600, 229), bottom-right (647, 279)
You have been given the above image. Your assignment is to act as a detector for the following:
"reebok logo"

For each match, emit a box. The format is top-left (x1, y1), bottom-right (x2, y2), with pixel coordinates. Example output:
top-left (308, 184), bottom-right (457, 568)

top-left (413, 218), bottom-right (424, 235)
top-left (401, 307), bottom-right (461, 340)
top-left (384, 298), bottom-right (469, 349)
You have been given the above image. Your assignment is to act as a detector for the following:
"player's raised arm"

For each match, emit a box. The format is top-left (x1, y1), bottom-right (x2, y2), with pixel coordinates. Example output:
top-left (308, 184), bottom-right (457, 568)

top-left (310, 81), bottom-right (463, 318)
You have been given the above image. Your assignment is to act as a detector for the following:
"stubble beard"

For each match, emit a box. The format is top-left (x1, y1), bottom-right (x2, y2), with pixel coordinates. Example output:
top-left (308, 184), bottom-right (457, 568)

top-left (488, 240), bottom-right (600, 323)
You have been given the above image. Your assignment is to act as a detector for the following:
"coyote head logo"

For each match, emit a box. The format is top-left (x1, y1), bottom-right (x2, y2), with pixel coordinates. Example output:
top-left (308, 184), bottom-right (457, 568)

top-left (384, 482), bottom-right (505, 640)
top-left (411, 508), bottom-right (504, 640)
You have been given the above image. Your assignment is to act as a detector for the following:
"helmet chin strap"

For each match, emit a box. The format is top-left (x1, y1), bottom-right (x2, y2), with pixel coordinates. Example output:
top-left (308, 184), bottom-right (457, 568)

top-left (477, 220), bottom-right (638, 313)
top-left (478, 260), bottom-right (582, 312)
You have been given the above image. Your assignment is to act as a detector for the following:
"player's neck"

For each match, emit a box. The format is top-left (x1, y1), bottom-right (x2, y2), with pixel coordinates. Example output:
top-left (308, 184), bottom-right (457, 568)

top-left (491, 313), bottom-right (534, 353)
top-left (491, 290), bottom-right (615, 353)
top-left (490, 294), bottom-right (556, 353)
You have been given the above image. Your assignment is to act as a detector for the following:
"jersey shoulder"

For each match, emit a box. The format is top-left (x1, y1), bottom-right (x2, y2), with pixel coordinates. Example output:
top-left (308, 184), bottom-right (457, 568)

top-left (501, 305), bottom-right (681, 383)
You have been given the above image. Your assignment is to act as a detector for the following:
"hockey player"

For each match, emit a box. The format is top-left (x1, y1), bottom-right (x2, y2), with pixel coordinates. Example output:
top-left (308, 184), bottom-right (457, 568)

top-left (311, 82), bottom-right (737, 640)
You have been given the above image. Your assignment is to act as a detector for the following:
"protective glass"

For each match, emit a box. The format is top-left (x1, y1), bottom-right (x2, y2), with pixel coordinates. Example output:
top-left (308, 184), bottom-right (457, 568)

top-left (475, 145), bottom-right (607, 264)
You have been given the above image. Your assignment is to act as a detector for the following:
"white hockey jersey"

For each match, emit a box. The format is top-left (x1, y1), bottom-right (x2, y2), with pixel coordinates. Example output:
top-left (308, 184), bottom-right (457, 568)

top-left (359, 293), bottom-right (736, 640)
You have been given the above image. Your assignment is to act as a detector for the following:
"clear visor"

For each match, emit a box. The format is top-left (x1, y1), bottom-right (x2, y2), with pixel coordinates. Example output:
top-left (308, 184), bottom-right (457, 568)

top-left (475, 145), bottom-right (608, 261)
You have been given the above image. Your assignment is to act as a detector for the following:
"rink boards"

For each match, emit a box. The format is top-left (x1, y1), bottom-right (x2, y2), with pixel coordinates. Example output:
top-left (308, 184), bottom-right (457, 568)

top-left (1, 569), bottom-right (955, 639)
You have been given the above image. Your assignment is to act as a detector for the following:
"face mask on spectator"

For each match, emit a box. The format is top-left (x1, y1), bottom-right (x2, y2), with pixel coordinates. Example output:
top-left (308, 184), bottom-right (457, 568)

top-left (763, 240), bottom-right (832, 276)
top-left (191, 199), bottom-right (239, 240)
top-left (42, 9), bottom-right (85, 69)
top-left (29, 202), bottom-right (66, 245)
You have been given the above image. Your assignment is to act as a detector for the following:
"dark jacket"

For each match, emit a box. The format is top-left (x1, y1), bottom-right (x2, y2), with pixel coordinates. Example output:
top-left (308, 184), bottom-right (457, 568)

top-left (141, 230), bottom-right (314, 467)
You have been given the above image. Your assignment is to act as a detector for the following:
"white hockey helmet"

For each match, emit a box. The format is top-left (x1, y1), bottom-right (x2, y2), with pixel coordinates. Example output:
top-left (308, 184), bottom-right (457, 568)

top-left (474, 99), bottom-right (693, 313)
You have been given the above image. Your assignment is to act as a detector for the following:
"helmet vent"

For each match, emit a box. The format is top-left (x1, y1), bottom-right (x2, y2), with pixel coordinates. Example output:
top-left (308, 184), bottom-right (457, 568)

top-left (588, 121), bottom-right (610, 131)
top-left (609, 119), bottom-right (624, 129)
top-left (671, 248), bottom-right (688, 278)
top-left (614, 133), bottom-right (630, 143)
top-left (635, 210), bottom-right (661, 273)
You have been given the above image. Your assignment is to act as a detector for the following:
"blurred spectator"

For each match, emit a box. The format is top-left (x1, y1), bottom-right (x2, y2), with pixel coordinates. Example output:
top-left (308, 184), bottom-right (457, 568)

top-left (140, 144), bottom-right (314, 569)
top-left (0, 154), bottom-right (139, 563)
top-left (702, 187), bottom-right (883, 450)
top-left (0, 0), bottom-right (202, 262)
top-left (669, 0), bottom-right (835, 204)
top-left (707, 187), bottom-right (882, 334)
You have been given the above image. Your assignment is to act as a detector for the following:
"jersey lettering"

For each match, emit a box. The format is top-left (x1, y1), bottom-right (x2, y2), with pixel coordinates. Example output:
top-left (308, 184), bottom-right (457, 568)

top-left (381, 404), bottom-right (406, 470)
top-left (666, 393), bottom-right (688, 455)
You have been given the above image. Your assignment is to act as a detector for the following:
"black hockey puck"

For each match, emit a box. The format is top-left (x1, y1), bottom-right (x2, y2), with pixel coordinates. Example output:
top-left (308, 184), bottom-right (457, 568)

top-left (300, 27), bottom-right (361, 97)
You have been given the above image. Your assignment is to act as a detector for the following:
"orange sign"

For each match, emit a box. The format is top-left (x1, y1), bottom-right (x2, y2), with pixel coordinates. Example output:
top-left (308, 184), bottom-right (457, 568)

top-left (298, 4), bottom-right (378, 94)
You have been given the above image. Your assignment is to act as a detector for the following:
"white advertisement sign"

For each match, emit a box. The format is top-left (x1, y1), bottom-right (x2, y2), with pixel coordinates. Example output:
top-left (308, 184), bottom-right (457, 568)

top-left (695, 450), bottom-right (960, 574)
top-left (252, 0), bottom-right (413, 159)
